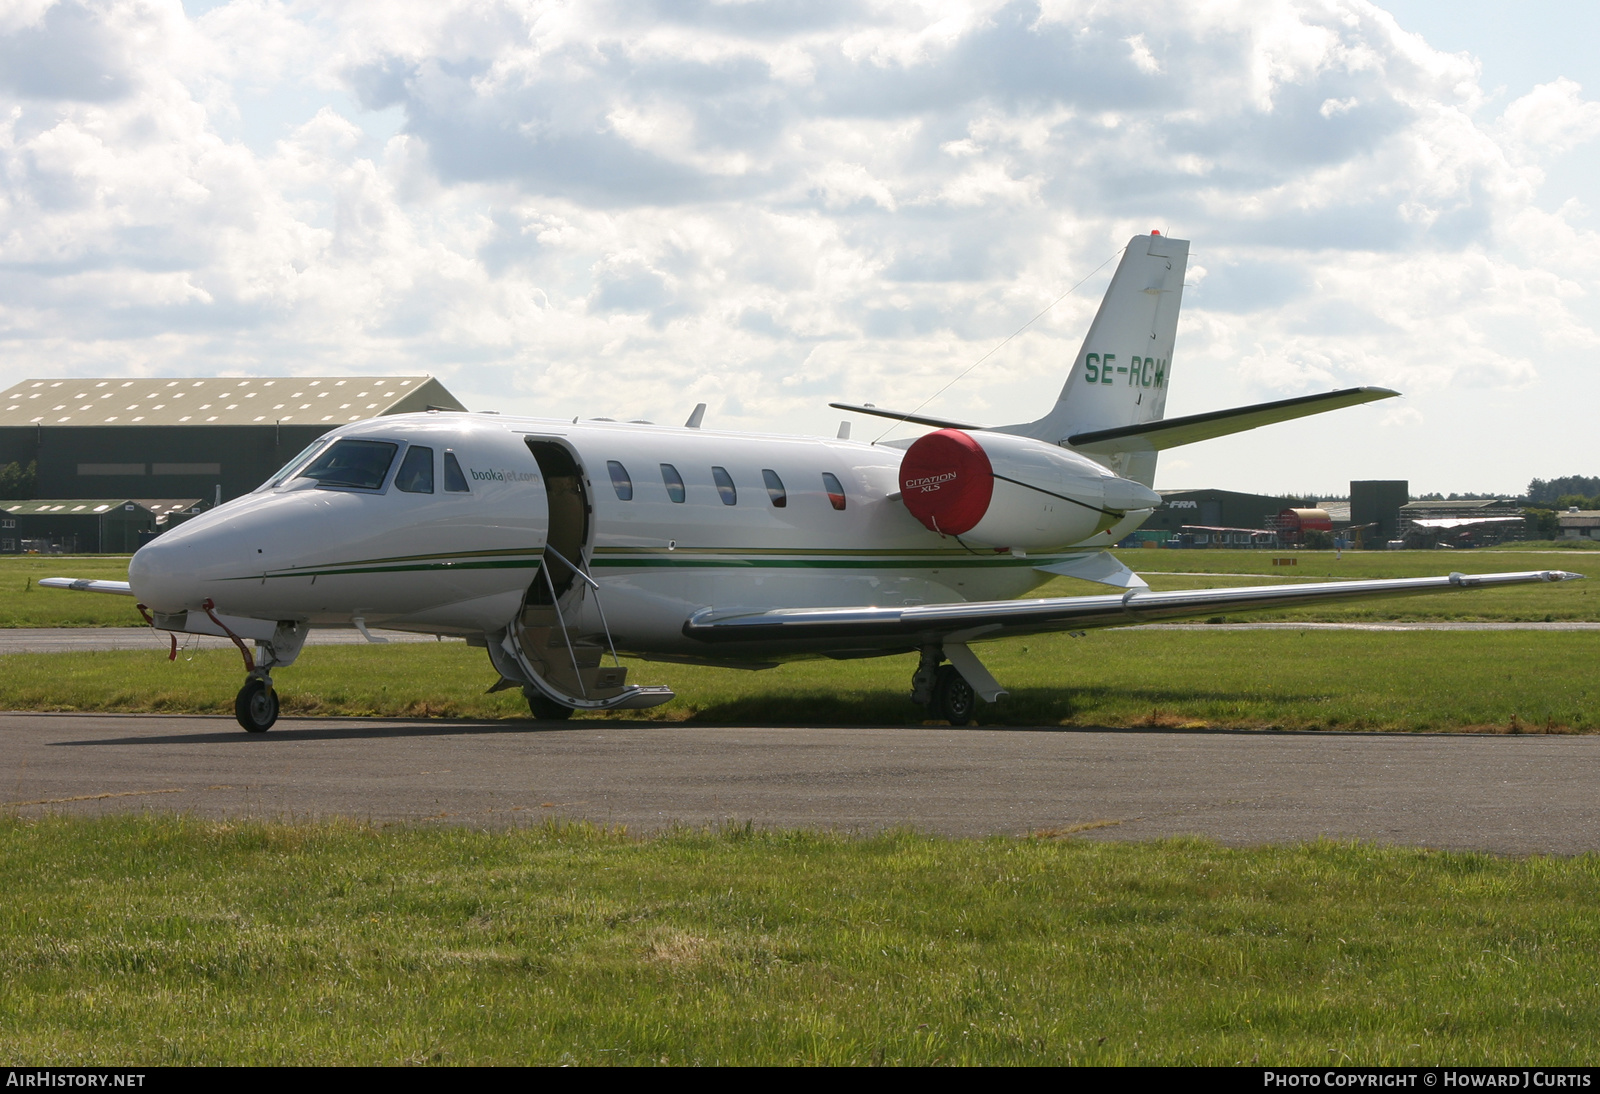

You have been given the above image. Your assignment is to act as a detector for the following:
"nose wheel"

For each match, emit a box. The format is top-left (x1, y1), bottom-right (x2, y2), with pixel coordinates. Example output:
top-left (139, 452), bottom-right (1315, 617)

top-left (235, 677), bottom-right (279, 733)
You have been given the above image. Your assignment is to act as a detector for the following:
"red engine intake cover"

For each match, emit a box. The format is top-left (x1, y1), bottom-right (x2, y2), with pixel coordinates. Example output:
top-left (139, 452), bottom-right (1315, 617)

top-left (899, 429), bottom-right (994, 535)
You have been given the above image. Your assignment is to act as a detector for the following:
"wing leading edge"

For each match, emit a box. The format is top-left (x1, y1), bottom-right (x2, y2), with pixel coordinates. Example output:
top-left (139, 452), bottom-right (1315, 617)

top-left (684, 570), bottom-right (1582, 650)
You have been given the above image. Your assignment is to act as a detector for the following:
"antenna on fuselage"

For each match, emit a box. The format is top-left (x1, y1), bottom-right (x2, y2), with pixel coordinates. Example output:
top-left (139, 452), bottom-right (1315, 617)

top-left (685, 403), bottom-right (706, 429)
top-left (837, 421), bottom-right (851, 440)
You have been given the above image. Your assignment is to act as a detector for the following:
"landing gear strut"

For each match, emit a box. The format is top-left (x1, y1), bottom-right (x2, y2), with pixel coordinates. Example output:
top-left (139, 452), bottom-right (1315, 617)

top-left (235, 675), bottom-right (278, 733)
top-left (198, 607), bottom-right (307, 735)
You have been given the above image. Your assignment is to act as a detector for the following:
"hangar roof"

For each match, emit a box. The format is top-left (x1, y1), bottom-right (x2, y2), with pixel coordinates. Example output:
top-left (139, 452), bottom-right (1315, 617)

top-left (1, 499), bottom-right (200, 518)
top-left (0, 376), bottom-right (465, 428)
top-left (1409, 516), bottom-right (1525, 529)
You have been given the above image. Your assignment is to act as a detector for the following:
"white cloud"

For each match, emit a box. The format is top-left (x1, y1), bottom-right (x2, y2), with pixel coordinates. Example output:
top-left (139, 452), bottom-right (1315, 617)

top-left (1124, 33), bottom-right (1161, 75)
top-left (0, 0), bottom-right (1597, 493)
top-left (1497, 77), bottom-right (1600, 158)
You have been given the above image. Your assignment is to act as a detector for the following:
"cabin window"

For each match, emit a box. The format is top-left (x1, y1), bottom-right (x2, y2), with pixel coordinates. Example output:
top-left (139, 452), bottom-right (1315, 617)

top-left (762, 469), bottom-right (786, 508)
top-left (660, 463), bottom-right (686, 503)
top-left (296, 439), bottom-right (398, 491)
top-left (396, 446), bottom-right (434, 493)
top-left (607, 460), bottom-right (633, 501)
top-left (822, 472), bottom-right (847, 511)
top-left (443, 450), bottom-right (470, 492)
top-left (711, 466), bottom-right (737, 505)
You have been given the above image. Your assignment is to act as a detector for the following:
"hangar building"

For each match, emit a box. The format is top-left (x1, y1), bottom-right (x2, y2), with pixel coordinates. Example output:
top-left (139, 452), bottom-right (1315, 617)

top-left (1, 498), bottom-right (201, 554)
top-left (1142, 489), bottom-right (1302, 537)
top-left (1350, 480), bottom-right (1408, 544)
top-left (1398, 498), bottom-right (1526, 548)
top-left (0, 376), bottom-right (466, 505)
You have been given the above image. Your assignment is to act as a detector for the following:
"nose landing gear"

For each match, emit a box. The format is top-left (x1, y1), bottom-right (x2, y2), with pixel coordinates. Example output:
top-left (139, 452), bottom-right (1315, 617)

top-left (189, 603), bottom-right (308, 734)
top-left (235, 675), bottom-right (279, 733)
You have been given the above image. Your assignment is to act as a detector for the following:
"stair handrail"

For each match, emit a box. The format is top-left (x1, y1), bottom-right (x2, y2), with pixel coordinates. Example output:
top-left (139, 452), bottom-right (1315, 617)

top-left (539, 554), bottom-right (588, 697)
top-left (541, 543), bottom-right (622, 669)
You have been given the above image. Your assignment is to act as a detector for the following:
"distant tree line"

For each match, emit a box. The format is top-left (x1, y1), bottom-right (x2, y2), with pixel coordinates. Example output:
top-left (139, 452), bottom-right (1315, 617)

top-left (1521, 475), bottom-right (1599, 540)
top-left (0, 460), bottom-right (35, 500)
top-left (1526, 476), bottom-right (1600, 507)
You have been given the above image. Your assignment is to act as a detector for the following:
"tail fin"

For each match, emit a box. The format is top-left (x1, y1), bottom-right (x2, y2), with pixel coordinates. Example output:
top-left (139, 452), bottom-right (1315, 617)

top-left (999, 232), bottom-right (1188, 485)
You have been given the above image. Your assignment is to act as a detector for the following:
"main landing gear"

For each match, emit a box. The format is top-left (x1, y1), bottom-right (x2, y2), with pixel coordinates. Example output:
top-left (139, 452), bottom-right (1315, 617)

top-left (910, 644), bottom-right (1004, 726)
top-left (930, 665), bottom-right (977, 725)
top-left (523, 685), bottom-right (575, 722)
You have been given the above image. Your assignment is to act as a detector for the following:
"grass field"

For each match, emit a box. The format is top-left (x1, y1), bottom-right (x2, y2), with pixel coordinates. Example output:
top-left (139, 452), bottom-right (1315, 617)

top-left (3, 628), bottom-right (1593, 731)
top-left (0, 556), bottom-right (145, 628)
top-left (1, 815), bottom-right (1595, 1065)
top-left (2, 547), bottom-right (1595, 627)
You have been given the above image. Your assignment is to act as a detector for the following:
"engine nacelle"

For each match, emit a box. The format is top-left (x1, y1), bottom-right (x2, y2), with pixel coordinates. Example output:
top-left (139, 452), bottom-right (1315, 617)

top-left (898, 429), bottom-right (1161, 550)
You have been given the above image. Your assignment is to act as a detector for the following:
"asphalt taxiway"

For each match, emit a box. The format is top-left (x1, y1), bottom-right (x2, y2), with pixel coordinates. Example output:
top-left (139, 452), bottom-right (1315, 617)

top-left (4, 712), bottom-right (1596, 854)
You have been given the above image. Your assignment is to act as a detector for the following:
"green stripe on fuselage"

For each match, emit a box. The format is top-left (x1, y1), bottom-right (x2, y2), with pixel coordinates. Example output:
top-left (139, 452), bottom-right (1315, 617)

top-left (219, 545), bottom-right (1084, 582)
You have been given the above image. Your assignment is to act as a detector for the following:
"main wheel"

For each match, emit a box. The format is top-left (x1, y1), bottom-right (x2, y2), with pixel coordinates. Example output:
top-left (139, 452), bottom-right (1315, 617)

top-left (523, 687), bottom-right (576, 722)
top-left (932, 664), bottom-right (976, 726)
top-left (235, 678), bottom-right (279, 733)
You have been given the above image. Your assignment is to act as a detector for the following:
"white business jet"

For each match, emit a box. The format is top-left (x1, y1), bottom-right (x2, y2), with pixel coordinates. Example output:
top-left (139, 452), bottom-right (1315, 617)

top-left (45, 233), bottom-right (1581, 732)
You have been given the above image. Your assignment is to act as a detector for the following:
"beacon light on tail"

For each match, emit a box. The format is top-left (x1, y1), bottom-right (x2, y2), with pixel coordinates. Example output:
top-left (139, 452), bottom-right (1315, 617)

top-left (898, 428), bottom-right (1160, 551)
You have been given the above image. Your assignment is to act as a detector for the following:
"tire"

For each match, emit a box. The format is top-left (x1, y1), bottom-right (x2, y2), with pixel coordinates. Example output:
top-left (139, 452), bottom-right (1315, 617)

top-left (235, 678), bottom-right (279, 733)
top-left (933, 664), bottom-right (976, 726)
top-left (524, 687), bottom-right (576, 721)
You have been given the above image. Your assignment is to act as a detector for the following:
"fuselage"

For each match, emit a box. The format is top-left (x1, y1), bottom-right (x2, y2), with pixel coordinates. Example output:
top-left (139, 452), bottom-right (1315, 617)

top-left (129, 411), bottom-right (1151, 657)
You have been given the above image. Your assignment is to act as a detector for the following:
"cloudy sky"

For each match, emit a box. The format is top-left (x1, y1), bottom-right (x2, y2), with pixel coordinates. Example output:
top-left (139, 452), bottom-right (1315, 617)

top-left (3, 0), bottom-right (1596, 496)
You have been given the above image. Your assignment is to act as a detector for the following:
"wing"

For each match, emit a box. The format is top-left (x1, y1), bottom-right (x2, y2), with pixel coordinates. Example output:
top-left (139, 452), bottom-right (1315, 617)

top-left (37, 578), bottom-right (135, 596)
top-left (684, 569), bottom-right (1581, 651)
top-left (1066, 387), bottom-right (1398, 454)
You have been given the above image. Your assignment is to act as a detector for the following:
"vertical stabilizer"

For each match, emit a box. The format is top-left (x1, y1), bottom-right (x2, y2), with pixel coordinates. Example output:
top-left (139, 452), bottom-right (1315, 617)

top-left (998, 233), bottom-right (1188, 485)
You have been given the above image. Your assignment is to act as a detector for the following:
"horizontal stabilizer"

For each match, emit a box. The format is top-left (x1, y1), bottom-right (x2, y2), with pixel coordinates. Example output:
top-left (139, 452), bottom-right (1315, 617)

top-left (828, 402), bottom-right (984, 431)
top-left (1067, 387), bottom-right (1398, 454)
top-left (685, 570), bottom-right (1581, 649)
top-left (38, 577), bottom-right (134, 596)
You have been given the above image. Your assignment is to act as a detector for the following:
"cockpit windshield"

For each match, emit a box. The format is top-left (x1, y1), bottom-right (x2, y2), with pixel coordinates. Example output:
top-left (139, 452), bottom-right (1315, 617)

top-left (263, 439), bottom-right (329, 490)
top-left (295, 439), bottom-right (400, 491)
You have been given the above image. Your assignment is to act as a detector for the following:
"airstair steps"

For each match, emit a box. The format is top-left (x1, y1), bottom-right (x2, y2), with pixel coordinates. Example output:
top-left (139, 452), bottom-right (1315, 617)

top-left (514, 614), bottom-right (629, 699)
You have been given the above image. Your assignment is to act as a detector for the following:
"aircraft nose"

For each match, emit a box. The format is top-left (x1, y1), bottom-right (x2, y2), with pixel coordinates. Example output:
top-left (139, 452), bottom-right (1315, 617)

top-left (128, 531), bottom-right (196, 612)
top-left (1103, 477), bottom-right (1162, 512)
